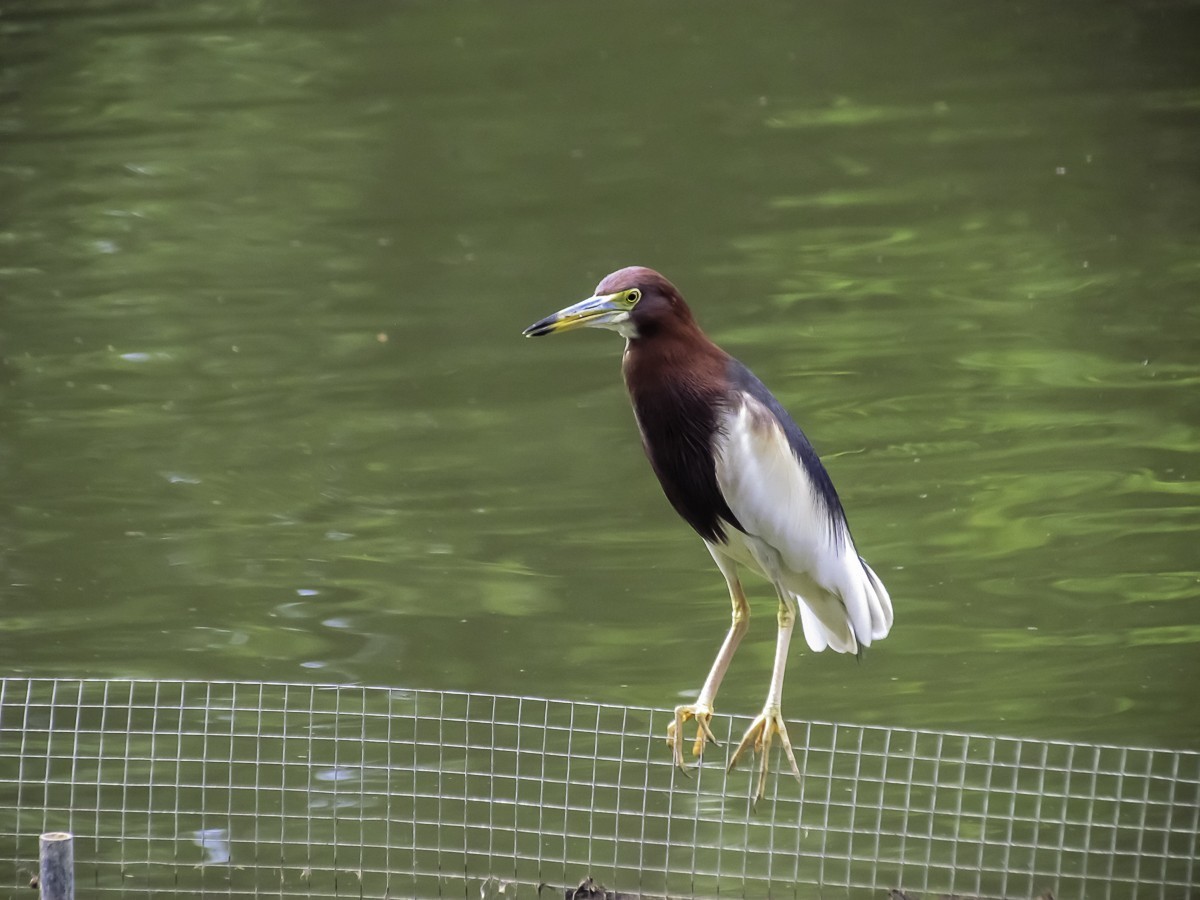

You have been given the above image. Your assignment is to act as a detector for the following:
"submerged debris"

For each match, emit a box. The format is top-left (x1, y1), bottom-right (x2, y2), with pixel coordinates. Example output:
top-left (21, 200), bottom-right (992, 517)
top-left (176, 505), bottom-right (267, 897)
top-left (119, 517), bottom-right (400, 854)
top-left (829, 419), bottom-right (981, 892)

top-left (536, 876), bottom-right (637, 900)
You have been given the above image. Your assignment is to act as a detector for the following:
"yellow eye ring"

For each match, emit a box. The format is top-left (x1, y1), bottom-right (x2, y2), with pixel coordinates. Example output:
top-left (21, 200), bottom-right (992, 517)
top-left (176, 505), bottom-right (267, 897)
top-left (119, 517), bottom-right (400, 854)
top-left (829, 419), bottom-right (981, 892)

top-left (628, 289), bottom-right (641, 304)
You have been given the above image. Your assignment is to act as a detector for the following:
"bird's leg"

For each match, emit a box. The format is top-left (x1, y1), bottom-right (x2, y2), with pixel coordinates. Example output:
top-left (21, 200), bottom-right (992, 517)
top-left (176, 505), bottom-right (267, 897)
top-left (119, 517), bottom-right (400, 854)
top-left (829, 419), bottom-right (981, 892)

top-left (667, 556), bottom-right (749, 770)
top-left (728, 590), bottom-right (803, 804)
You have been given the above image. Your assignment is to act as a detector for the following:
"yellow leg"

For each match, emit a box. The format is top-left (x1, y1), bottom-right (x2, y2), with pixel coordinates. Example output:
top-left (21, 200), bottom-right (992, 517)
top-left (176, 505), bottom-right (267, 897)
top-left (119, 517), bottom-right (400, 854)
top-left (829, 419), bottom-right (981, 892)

top-left (666, 554), bottom-right (749, 770)
top-left (728, 590), bottom-right (803, 804)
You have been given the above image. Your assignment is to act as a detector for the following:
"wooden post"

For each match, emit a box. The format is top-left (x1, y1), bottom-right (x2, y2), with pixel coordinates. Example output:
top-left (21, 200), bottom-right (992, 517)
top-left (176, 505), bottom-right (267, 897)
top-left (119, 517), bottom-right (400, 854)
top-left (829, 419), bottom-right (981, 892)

top-left (38, 832), bottom-right (74, 900)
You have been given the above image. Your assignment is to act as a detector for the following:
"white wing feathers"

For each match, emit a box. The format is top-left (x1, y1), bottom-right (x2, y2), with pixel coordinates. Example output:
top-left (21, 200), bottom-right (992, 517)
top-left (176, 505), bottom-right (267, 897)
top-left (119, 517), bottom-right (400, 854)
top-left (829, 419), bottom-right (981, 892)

top-left (713, 397), bottom-right (893, 655)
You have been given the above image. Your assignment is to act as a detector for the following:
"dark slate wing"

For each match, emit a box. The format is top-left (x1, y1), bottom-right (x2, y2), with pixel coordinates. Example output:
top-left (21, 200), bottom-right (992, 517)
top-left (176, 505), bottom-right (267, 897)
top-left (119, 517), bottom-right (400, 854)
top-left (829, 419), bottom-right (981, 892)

top-left (724, 358), bottom-right (848, 540)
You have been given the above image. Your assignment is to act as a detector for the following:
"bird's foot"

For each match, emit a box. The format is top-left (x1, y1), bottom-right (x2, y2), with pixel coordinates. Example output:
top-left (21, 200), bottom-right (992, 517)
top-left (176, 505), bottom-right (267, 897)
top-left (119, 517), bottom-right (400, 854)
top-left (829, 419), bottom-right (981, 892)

top-left (666, 702), bottom-right (720, 770)
top-left (727, 705), bottom-right (803, 804)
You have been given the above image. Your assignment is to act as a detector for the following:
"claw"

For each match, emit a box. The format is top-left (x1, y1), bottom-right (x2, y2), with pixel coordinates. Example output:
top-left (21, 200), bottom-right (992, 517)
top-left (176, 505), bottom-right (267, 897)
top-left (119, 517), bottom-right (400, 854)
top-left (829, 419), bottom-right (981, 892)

top-left (727, 707), bottom-right (803, 804)
top-left (665, 703), bottom-right (721, 770)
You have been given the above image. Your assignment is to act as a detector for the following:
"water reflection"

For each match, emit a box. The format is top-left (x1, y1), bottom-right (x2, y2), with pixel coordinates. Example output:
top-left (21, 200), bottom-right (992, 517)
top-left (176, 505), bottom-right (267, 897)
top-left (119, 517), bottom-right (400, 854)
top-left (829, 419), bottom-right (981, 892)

top-left (191, 828), bottom-right (230, 865)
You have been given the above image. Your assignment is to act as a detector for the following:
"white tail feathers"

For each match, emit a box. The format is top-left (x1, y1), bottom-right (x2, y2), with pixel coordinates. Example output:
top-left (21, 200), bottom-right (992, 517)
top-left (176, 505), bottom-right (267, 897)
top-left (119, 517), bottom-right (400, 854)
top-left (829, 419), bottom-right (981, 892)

top-left (795, 556), bottom-right (893, 655)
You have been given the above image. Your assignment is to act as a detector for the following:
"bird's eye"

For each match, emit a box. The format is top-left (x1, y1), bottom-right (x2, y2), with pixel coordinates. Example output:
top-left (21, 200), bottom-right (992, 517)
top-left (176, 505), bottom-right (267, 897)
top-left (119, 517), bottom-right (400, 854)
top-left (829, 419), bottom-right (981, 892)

top-left (627, 289), bottom-right (641, 304)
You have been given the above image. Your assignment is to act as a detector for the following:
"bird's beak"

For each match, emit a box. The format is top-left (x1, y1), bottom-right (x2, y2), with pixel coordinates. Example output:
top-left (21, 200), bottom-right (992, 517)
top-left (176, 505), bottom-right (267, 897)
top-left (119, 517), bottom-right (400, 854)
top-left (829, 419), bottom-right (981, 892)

top-left (522, 293), bottom-right (629, 337)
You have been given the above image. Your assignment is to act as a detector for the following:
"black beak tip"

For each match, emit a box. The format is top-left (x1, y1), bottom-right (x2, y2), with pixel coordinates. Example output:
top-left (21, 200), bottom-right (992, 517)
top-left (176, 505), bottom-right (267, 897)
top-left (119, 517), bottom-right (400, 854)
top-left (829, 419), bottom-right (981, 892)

top-left (522, 318), bottom-right (552, 337)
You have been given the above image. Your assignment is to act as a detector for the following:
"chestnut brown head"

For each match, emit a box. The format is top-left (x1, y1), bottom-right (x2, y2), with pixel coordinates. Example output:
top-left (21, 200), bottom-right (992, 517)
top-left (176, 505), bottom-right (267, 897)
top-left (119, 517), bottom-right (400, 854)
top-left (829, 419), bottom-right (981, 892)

top-left (523, 266), bottom-right (696, 340)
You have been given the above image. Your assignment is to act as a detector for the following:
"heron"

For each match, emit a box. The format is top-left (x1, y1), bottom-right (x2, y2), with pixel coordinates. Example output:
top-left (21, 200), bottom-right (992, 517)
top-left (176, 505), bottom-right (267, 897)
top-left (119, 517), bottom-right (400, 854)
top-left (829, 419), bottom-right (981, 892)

top-left (524, 266), bottom-right (893, 801)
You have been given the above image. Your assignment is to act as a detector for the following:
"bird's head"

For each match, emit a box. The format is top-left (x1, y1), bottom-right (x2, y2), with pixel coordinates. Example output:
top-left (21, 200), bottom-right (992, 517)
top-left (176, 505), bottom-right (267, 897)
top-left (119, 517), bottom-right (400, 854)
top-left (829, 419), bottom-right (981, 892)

top-left (523, 266), bottom-right (694, 341)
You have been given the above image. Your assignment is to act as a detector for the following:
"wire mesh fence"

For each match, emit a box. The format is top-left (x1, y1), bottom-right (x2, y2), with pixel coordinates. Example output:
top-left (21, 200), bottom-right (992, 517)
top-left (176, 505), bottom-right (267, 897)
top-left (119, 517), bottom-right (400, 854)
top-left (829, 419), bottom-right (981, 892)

top-left (0, 678), bottom-right (1196, 899)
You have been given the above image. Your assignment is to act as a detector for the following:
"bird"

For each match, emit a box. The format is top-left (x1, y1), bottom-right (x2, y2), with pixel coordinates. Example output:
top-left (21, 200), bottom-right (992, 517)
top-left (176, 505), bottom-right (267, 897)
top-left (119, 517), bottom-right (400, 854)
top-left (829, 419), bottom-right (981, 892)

top-left (523, 266), bottom-right (893, 802)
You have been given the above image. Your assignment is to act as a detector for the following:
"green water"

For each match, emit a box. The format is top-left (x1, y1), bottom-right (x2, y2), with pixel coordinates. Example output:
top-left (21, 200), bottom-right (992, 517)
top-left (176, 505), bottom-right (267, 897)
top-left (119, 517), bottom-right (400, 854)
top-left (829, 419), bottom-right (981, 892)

top-left (1, 1), bottom-right (1198, 753)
